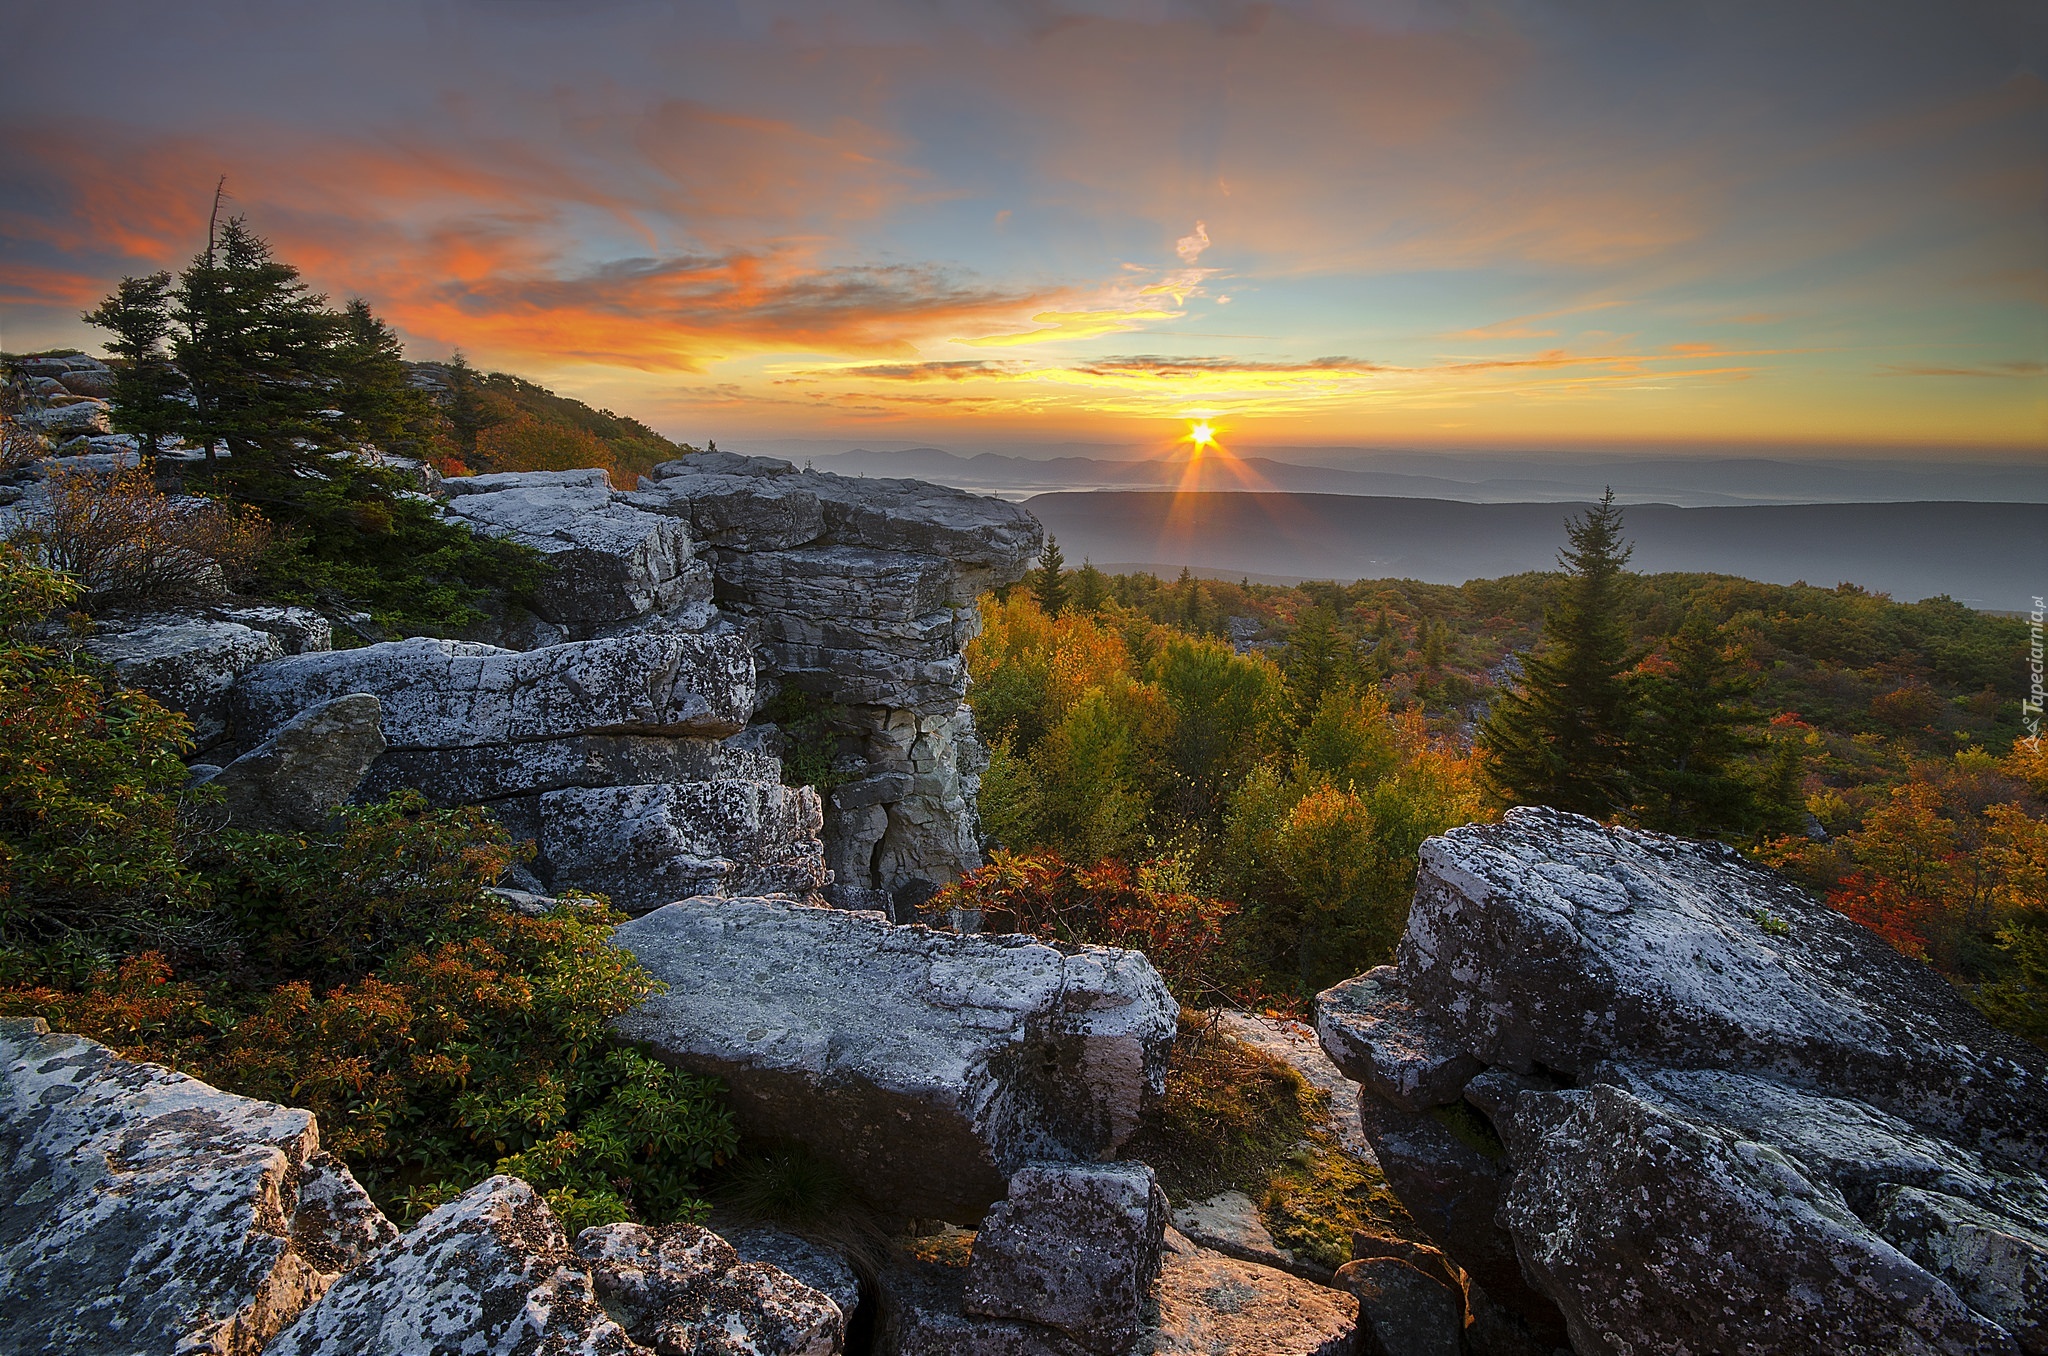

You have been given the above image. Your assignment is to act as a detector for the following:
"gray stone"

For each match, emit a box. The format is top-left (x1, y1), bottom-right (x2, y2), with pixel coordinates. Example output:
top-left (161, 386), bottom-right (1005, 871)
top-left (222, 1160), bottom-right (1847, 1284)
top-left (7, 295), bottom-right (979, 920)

top-left (55, 366), bottom-right (117, 398)
top-left (538, 780), bottom-right (828, 912)
top-left (963, 1162), bottom-right (1169, 1353)
top-left (1336, 1257), bottom-right (1463, 1356)
top-left (611, 898), bottom-right (1178, 1223)
top-left (231, 631), bottom-right (757, 752)
top-left (442, 474), bottom-right (713, 636)
top-left (81, 616), bottom-right (283, 751)
top-left (1873, 1186), bottom-right (2048, 1353)
top-left (22, 399), bottom-right (111, 436)
top-left (1138, 1228), bottom-right (1359, 1356)
top-left (208, 604), bottom-right (332, 654)
top-left (0, 1017), bottom-right (393, 1356)
top-left (199, 693), bottom-right (386, 831)
top-left (574, 1221), bottom-right (843, 1355)
top-left (1316, 969), bottom-right (1483, 1114)
top-left (1402, 807), bottom-right (2048, 1168)
top-left (878, 1249), bottom-right (1090, 1356)
top-left (1496, 1080), bottom-right (2022, 1356)
top-left (720, 1224), bottom-right (864, 1326)
top-left (358, 730), bottom-right (782, 807)
top-left (268, 1175), bottom-right (634, 1356)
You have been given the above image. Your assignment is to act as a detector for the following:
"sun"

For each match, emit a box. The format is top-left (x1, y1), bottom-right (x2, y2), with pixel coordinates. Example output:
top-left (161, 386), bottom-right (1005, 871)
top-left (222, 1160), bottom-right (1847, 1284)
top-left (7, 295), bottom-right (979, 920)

top-left (1187, 421), bottom-right (1216, 449)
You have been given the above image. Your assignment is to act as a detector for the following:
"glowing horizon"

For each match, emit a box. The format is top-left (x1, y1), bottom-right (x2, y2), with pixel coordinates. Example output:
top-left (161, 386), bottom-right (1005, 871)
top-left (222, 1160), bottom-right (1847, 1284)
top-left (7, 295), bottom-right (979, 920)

top-left (1, 2), bottom-right (2040, 456)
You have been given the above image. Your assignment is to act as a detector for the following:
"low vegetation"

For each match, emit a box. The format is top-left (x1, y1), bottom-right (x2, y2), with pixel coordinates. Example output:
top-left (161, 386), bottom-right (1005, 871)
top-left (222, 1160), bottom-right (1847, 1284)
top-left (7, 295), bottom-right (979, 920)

top-left (0, 547), bottom-right (733, 1228)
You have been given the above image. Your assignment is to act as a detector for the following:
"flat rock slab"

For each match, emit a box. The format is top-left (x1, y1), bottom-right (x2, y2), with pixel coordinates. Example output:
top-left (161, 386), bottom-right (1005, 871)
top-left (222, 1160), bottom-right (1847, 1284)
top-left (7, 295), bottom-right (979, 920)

top-left (357, 730), bottom-right (781, 806)
top-left (267, 1175), bottom-right (635, 1356)
top-left (0, 1017), bottom-right (392, 1356)
top-left (611, 899), bottom-right (1177, 1223)
top-left (1403, 807), bottom-right (2048, 1168)
top-left (232, 631), bottom-right (756, 752)
top-left (1139, 1230), bottom-right (1358, 1356)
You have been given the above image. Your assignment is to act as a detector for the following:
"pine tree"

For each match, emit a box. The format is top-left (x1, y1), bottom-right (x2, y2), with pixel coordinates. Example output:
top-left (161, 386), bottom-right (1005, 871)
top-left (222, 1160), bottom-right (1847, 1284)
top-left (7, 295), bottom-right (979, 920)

top-left (1031, 536), bottom-right (1069, 615)
top-left (332, 299), bottom-right (434, 454)
top-left (82, 272), bottom-right (184, 464)
top-left (441, 351), bottom-right (507, 466)
top-left (1071, 559), bottom-right (1109, 615)
top-left (1478, 489), bottom-right (1639, 815)
top-left (1283, 604), bottom-right (1352, 720)
top-left (1629, 607), bottom-right (1766, 837)
top-left (171, 215), bottom-right (342, 475)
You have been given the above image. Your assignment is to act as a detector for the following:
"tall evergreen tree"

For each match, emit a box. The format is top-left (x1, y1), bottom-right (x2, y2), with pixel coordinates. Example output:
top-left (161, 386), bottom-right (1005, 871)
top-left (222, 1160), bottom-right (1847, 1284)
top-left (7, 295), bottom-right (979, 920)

top-left (1283, 603), bottom-right (1352, 721)
top-left (1071, 559), bottom-right (1109, 615)
top-left (171, 215), bottom-right (342, 475)
top-left (441, 351), bottom-right (507, 466)
top-left (81, 272), bottom-right (184, 465)
top-left (1478, 489), bottom-right (1639, 815)
top-left (1030, 535), bottom-right (1069, 615)
top-left (332, 299), bottom-right (434, 454)
top-left (1629, 607), bottom-right (1767, 837)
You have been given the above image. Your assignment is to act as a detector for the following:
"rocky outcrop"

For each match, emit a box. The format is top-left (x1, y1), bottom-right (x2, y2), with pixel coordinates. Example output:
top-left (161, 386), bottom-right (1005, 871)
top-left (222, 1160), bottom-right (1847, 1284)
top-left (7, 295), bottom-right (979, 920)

top-left (232, 632), bottom-right (757, 751)
top-left (611, 898), bottom-right (1177, 1224)
top-left (81, 616), bottom-right (286, 752)
top-left (537, 780), bottom-right (827, 909)
top-left (574, 1221), bottom-right (844, 1355)
top-left (962, 1162), bottom-right (1170, 1354)
top-left (441, 469), bottom-right (714, 642)
top-left (0, 1017), bottom-right (393, 1356)
top-left (197, 693), bottom-right (386, 832)
top-left (629, 452), bottom-right (1041, 905)
top-left (1336, 1256), bottom-right (1464, 1356)
top-left (266, 1176), bottom-right (635, 1356)
top-left (1316, 806), bottom-right (2048, 1356)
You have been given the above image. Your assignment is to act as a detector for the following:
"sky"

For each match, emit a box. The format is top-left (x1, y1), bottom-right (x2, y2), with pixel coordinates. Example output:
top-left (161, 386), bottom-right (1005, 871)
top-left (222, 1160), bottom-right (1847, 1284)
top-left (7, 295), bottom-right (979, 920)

top-left (1, 0), bottom-right (2043, 457)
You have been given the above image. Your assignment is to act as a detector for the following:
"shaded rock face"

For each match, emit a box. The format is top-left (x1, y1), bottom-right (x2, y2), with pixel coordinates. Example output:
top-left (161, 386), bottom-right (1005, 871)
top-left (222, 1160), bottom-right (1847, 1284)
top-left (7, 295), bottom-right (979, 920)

top-left (1315, 807), bottom-right (2048, 1356)
top-left (0, 1017), bottom-right (393, 1356)
top-left (538, 780), bottom-right (828, 909)
top-left (629, 452), bottom-right (1041, 901)
top-left (1336, 1256), bottom-right (1464, 1356)
top-left (575, 1221), bottom-right (844, 1356)
top-left (267, 1176), bottom-right (636, 1356)
top-left (197, 693), bottom-right (387, 832)
top-left (611, 898), bottom-right (1177, 1224)
top-left (963, 1162), bottom-right (1170, 1354)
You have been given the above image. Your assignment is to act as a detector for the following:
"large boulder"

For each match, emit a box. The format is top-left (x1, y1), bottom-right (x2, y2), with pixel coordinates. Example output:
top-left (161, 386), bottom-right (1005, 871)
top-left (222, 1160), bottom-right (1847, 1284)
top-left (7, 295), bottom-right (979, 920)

top-left (198, 693), bottom-right (386, 832)
top-left (0, 1017), bottom-right (393, 1356)
top-left (611, 899), bottom-right (1177, 1223)
top-left (1399, 806), bottom-right (2048, 1167)
top-left (23, 399), bottom-right (111, 436)
top-left (81, 616), bottom-right (284, 752)
top-left (962, 1162), bottom-right (1170, 1354)
top-left (231, 631), bottom-right (757, 753)
top-left (266, 1176), bottom-right (635, 1356)
top-left (538, 780), bottom-right (828, 911)
top-left (1496, 1078), bottom-right (2027, 1356)
top-left (574, 1221), bottom-right (843, 1356)
top-left (1315, 807), bottom-right (2048, 1356)
top-left (442, 470), bottom-right (714, 639)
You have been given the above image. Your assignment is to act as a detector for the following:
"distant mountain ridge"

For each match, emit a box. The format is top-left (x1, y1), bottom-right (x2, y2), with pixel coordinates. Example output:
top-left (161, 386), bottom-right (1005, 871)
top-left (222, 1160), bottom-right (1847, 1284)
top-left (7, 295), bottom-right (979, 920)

top-left (1021, 490), bottom-right (2048, 611)
top-left (783, 444), bottom-right (2048, 509)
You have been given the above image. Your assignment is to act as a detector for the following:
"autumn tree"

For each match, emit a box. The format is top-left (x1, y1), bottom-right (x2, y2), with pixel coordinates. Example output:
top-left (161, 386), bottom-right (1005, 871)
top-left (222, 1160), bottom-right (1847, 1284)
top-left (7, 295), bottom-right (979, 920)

top-left (1478, 490), bottom-right (1640, 816)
